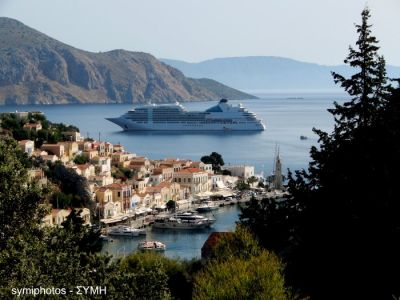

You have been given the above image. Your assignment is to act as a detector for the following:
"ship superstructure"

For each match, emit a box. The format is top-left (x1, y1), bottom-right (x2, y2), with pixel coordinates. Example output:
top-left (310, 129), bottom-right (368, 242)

top-left (106, 99), bottom-right (265, 131)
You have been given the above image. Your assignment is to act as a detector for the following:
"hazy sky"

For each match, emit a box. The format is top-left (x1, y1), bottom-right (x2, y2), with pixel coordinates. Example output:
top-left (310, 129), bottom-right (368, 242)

top-left (0, 0), bottom-right (399, 65)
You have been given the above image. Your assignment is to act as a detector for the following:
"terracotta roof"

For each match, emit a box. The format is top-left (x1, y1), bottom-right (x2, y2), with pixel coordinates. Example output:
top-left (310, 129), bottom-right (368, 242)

top-left (175, 168), bottom-right (205, 174)
top-left (156, 181), bottom-right (173, 188)
top-left (76, 164), bottom-right (92, 171)
top-left (104, 183), bottom-right (130, 190)
top-left (96, 187), bottom-right (111, 193)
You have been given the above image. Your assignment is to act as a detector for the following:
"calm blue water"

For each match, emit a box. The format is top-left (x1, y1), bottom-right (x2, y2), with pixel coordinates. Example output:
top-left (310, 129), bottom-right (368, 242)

top-left (0, 92), bottom-right (348, 175)
top-left (102, 205), bottom-right (240, 260)
top-left (1, 92), bottom-right (348, 259)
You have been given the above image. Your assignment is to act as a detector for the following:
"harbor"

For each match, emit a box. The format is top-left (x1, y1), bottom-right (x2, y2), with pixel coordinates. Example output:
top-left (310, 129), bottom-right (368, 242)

top-left (101, 189), bottom-right (288, 259)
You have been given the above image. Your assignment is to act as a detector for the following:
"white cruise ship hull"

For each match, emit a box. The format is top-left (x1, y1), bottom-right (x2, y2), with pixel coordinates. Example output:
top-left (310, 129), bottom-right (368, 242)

top-left (106, 99), bottom-right (266, 131)
top-left (107, 118), bottom-right (265, 131)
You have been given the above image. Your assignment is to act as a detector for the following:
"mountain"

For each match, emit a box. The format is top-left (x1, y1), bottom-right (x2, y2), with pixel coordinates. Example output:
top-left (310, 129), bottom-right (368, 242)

top-left (0, 18), bottom-right (255, 105)
top-left (161, 57), bottom-right (400, 91)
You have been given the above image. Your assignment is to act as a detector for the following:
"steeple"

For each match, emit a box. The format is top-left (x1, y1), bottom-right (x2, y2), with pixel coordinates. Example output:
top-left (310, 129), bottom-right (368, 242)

top-left (273, 146), bottom-right (283, 190)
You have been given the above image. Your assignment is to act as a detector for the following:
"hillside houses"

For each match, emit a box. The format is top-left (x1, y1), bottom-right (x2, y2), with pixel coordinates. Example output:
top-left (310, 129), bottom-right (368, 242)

top-left (5, 117), bottom-right (246, 226)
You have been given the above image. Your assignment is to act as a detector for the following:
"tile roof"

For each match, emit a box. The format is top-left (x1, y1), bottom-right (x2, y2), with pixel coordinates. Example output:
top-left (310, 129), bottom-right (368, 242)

top-left (175, 168), bottom-right (205, 174)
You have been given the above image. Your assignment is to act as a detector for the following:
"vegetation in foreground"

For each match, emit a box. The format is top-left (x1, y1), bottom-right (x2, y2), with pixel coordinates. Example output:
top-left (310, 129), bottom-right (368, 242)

top-left (240, 8), bottom-right (400, 299)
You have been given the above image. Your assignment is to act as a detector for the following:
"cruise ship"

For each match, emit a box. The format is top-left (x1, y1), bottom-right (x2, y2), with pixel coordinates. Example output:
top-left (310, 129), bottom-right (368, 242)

top-left (106, 99), bottom-right (265, 131)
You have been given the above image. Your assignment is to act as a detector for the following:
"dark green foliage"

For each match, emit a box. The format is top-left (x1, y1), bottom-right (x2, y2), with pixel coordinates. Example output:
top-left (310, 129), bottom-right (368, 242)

top-left (239, 9), bottom-right (400, 299)
top-left (0, 113), bottom-right (79, 148)
top-left (59, 209), bottom-right (102, 253)
top-left (46, 162), bottom-right (92, 208)
top-left (118, 252), bottom-right (197, 300)
top-left (166, 200), bottom-right (177, 212)
top-left (50, 191), bottom-right (73, 208)
top-left (73, 154), bottom-right (89, 165)
top-left (236, 180), bottom-right (250, 191)
top-left (0, 138), bottom-right (45, 249)
top-left (193, 226), bottom-right (290, 300)
top-left (121, 167), bottom-right (134, 179)
top-left (0, 137), bottom-right (177, 299)
top-left (200, 152), bottom-right (224, 172)
top-left (221, 169), bottom-right (231, 176)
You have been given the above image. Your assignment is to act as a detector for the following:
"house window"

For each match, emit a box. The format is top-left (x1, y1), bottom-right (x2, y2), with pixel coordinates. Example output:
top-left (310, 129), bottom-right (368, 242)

top-left (118, 192), bottom-right (121, 197)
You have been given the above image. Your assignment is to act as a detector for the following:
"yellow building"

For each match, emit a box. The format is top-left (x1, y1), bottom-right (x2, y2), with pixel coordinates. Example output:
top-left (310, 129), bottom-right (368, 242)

top-left (173, 168), bottom-right (210, 196)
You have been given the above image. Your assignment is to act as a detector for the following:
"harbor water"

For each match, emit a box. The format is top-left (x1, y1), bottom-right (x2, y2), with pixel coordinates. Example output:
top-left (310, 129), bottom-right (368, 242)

top-left (101, 205), bottom-right (241, 260)
top-left (0, 91), bottom-right (347, 259)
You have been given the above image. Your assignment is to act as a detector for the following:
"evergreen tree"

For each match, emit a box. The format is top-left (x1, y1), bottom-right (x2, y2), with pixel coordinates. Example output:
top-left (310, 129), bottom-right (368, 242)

top-left (200, 152), bottom-right (224, 172)
top-left (240, 8), bottom-right (400, 299)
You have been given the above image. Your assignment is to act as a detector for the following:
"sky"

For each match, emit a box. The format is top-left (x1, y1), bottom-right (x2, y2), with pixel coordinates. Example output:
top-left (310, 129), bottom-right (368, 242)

top-left (0, 0), bottom-right (399, 66)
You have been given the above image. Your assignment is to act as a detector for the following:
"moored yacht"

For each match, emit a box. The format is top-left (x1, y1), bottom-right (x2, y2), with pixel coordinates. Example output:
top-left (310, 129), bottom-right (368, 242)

top-left (107, 225), bottom-right (145, 237)
top-left (152, 212), bottom-right (215, 230)
top-left (196, 201), bottom-right (219, 213)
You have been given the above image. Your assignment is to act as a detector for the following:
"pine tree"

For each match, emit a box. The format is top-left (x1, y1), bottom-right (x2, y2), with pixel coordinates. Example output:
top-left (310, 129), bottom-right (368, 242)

top-left (240, 8), bottom-right (400, 299)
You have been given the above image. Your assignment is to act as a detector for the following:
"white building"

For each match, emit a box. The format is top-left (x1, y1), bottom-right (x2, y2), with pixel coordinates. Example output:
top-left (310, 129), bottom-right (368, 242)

top-left (223, 165), bottom-right (255, 179)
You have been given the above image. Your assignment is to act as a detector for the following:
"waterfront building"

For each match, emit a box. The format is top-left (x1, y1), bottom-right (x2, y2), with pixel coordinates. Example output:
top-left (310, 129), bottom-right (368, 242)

top-left (103, 183), bottom-right (133, 212)
top-left (18, 139), bottom-right (34, 156)
top-left (103, 201), bottom-right (120, 219)
top-left (223, 165), bottom-right (255, 179)
top-left (209, 174), bottom-right (225, 190)
top-left (173, 168), bottom-right (210, 196)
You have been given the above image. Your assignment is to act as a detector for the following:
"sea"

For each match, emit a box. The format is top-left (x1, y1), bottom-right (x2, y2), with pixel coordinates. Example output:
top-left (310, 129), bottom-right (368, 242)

top-left (0, 91), bottom-right (348, 259)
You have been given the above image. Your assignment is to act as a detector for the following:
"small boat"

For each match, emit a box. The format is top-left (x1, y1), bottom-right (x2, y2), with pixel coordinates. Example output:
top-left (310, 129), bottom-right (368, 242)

top-left (138, 241), bottom-right (166, 251)
top-left (196, 201), bottom-right (219, 213)
top-left (108, 225), bottom-right (142, 237)
top-left (300, 135), bottom-right (308, 140)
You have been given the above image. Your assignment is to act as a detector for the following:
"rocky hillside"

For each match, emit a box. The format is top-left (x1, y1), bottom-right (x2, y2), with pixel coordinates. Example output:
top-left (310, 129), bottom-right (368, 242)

top-left (0, 18), bottom-right (255, 105)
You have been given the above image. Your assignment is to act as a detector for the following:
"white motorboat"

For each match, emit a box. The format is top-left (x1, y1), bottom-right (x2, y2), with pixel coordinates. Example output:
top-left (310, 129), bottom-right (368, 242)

top-left (107, 225), bottom-right (143, 237)
top-left (196, 201), bottom-right (219, 213)
top-left (138, 241), bottom-right (166, 251)
top-left (152, 212), bottom-right (215, 229)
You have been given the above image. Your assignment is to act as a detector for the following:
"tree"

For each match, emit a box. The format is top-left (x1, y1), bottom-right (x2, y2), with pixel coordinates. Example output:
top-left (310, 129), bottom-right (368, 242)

top-left (193, 226), bottom-right (290, 300)
top-left (240, 8), bottom-right (400, 299)
top-left (73, 154), bottom-right (89, 165)
top-left (200, 152), bottom-right (224, 172)
top-left (0, 138), bottom-right (45, 249)
top-left (166, 200), bottom-right (177, 212)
